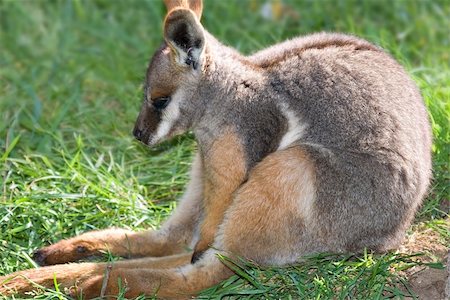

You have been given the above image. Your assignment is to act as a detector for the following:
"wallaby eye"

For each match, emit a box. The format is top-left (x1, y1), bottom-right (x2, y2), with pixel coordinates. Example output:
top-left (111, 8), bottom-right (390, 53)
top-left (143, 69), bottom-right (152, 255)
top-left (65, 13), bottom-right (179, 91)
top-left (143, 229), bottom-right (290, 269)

top-left (152, 96), bottom-right (171, 110)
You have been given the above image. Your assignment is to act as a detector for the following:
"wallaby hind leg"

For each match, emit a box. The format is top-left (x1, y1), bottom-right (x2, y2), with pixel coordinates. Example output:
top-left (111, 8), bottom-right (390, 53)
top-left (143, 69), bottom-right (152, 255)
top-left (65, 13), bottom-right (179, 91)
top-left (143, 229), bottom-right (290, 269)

top-left (66, 251), bottom-right (231, 299)
top-left (0, 252), bottom-right (193, 296)
top-left (0, 251), bottom-right (229, 299)
top-left (69, 146), bottom-right (319, 299)
top-left (33, 153), bottom-right (204, 266)
top-left (218, 145), bottom-right (320, 265)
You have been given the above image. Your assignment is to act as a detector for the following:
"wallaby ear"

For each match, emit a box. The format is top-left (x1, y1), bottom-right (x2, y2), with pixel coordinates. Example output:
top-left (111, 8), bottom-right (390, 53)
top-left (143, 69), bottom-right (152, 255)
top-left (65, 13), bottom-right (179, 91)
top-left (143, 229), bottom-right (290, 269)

top-left (164, 9), bottom-right (205, 70)
top-left (164, 0), bottom-right (203, 20)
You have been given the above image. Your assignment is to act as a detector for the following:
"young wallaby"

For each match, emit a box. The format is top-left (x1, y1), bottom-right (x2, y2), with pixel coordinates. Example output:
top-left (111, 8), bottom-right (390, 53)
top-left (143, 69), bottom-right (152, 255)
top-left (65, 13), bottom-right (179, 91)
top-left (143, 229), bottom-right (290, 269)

top-left (0, 0), bottom-right (432, 298)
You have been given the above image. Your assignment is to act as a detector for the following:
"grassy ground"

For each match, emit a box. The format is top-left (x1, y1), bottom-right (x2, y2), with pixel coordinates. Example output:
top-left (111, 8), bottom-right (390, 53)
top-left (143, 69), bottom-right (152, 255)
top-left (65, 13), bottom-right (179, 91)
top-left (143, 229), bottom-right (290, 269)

top-left (0, 0), bottom-right (449, 299)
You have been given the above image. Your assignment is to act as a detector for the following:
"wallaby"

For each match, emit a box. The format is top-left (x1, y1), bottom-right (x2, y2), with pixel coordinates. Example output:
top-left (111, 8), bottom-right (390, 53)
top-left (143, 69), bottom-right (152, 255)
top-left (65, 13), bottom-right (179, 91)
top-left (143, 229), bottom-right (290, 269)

top-left (0, 0), bottom-right (432, 298)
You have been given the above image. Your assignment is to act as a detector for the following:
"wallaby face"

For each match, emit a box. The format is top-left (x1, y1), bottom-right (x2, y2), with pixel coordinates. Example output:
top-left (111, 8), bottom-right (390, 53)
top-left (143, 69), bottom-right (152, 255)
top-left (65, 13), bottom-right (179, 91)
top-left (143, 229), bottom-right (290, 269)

top-left (133, 8), bottom-right (205, 145)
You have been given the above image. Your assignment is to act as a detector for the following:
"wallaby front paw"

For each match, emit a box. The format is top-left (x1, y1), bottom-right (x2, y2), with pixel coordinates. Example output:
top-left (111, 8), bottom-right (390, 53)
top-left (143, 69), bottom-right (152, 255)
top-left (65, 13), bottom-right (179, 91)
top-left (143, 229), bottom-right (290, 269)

top-left (33, 239), bottom-right (98, 266)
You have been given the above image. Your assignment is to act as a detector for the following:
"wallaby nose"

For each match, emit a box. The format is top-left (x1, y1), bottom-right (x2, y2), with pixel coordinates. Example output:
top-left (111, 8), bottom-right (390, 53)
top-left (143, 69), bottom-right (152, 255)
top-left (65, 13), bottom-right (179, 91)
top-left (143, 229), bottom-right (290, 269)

top-left (133, 128), bottom-right (143, 141)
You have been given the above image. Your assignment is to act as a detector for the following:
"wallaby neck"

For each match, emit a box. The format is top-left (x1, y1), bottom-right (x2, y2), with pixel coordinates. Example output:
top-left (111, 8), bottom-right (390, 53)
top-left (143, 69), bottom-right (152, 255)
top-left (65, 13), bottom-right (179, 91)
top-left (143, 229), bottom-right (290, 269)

top-left (192, 32), bottom-right (270, 147)
top-left (201, 31), bottom-right (264, 102)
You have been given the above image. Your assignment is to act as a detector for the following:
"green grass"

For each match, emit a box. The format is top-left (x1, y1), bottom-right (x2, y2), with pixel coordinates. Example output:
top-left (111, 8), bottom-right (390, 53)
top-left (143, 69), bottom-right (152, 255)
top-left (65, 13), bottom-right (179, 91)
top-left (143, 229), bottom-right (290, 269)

top-left (198, 252), bottom-right (445, 299)
top-left (0, 0), bottom-right (449, 299)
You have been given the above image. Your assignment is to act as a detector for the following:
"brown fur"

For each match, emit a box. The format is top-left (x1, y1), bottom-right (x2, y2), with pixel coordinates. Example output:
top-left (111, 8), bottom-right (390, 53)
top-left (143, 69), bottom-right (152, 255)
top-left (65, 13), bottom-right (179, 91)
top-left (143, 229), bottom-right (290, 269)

top-left (31, 228), bottom-right (192, 266)
top-left (220, 146), bottom-right (317, 264)
top-left (194, 129), bottom-right (247, 255)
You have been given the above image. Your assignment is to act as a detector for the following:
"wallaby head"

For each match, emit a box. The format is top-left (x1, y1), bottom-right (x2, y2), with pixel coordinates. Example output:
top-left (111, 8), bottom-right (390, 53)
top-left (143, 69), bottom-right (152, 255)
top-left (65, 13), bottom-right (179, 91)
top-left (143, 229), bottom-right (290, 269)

top-left (133, 0), bottom-right (205, 145)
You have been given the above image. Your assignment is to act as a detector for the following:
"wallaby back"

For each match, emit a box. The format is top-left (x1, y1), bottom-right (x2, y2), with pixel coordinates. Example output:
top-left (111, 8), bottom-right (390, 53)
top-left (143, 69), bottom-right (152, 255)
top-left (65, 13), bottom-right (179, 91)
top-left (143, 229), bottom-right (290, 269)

top-left (267, 34), bottom-right (431, 252)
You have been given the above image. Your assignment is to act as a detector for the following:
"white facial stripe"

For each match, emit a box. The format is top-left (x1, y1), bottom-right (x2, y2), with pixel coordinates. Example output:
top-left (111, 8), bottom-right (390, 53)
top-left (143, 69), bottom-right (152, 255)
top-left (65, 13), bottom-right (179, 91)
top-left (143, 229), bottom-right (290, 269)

top-left (277, 104), bottom-right (307, 150)
top-left (150, 90), bottom-right (182, 144)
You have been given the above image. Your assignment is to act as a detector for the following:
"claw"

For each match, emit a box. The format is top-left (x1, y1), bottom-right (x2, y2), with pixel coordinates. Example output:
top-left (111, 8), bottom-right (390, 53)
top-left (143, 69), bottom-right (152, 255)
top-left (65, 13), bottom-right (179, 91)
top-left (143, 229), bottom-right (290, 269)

top-left (32, 249), bottom-right (48, 266)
